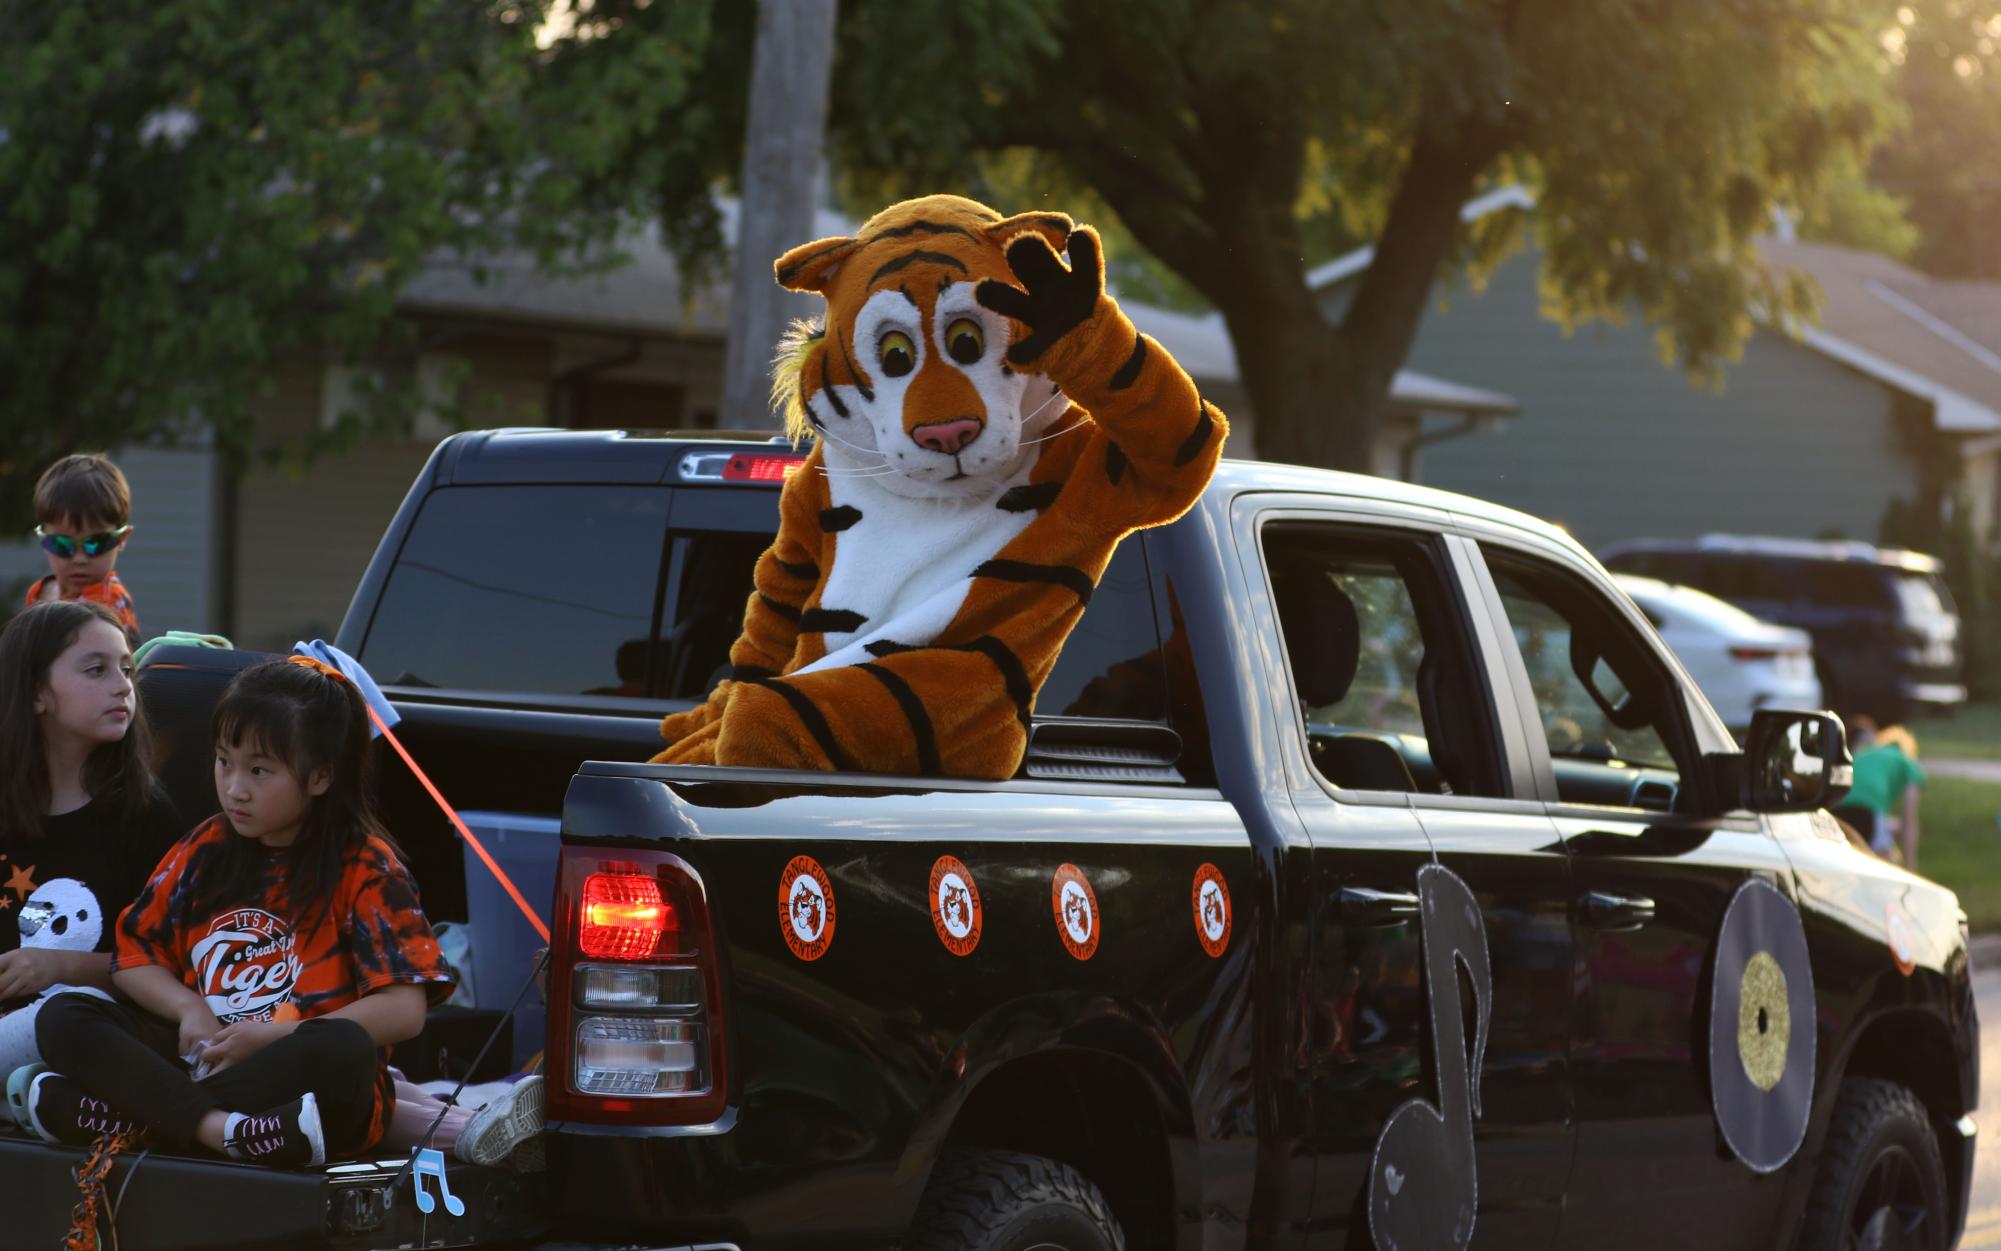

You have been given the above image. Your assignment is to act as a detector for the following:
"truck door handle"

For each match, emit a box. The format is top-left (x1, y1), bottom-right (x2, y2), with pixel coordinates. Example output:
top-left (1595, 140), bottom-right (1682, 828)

top-left (1577, 891), bottom-right (1656, 930)
top-left (1338, 886), bottom-right (1421, 927)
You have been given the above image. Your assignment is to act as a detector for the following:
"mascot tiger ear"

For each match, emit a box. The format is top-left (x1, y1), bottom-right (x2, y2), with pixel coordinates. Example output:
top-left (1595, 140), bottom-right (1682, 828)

top-left (774, 235), bottom-right (860, 294)
top-left (985, 210), bottom-right (1073, 255)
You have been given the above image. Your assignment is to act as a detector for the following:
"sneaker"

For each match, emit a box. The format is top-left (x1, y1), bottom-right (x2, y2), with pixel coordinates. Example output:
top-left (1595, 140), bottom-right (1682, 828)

top-left (454, 1075), bottom-right (544, 1167)
top-left (23, 1071), bottom-right (142, 1146)
top-left (6, 1062), bottom-right (47, 1132)
top-left (223, 1092), bottom-right (325, 1168)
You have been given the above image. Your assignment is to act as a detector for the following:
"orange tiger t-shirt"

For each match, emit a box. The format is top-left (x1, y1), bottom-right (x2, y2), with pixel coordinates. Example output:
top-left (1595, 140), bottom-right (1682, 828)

top-left (114, 817), bottom-right (456, 1150)
top-left (26, 570), bottom-right (140, 647)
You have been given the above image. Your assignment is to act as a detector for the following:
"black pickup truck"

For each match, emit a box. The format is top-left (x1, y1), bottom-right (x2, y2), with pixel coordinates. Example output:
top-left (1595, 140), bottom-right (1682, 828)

top-left (3, 428), bottom-right (1979, 1251)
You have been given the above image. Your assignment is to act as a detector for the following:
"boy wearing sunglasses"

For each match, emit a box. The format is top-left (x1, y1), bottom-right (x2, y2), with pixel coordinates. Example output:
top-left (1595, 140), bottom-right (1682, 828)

top-left (26, 454), bottom-right (140, 647)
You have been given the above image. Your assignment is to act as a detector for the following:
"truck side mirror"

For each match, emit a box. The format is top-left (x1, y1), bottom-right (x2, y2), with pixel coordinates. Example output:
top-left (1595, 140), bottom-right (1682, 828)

top-left (1727, 708), bottom-right (1853, 813)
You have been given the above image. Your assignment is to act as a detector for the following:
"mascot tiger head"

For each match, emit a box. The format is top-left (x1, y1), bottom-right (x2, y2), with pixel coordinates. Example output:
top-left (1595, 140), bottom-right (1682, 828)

top-left (770, 195), bottom-right (1076, 500)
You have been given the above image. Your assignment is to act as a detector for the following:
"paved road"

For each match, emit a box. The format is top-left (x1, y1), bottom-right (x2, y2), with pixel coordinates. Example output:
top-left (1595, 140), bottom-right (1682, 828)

top-left (1964, 964), bottom-right (2001, 1247)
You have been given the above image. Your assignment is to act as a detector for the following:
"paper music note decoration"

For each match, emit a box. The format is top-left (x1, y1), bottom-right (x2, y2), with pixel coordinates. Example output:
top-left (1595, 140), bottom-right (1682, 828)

top-left (411, 1147), bottom-right (467, 1217)
top-left (1367, 863), bottom-right (1492, 1251)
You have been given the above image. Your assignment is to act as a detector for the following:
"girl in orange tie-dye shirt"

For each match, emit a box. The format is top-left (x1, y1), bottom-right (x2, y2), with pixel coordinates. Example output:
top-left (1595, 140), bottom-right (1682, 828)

top-left (21, 656), bottom-right (453, 1167)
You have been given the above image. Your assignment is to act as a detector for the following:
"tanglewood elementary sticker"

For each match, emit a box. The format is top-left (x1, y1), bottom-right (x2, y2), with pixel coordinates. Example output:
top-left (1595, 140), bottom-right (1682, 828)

top-left (929, 854), bottom-right (984, 957)
top-left (778, 854), bottom-right (836, 962)
top-left (1050, 863), bottom-right (1099, 961)
top-left (1191, 863), bottom-right (1232, 958)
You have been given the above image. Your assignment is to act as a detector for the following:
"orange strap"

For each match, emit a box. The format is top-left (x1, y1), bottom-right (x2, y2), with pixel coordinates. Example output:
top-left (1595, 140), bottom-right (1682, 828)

top-left (366, 706), bottom-right (552, 945)
top-left (65, 1129), bottom-right (138, 1251)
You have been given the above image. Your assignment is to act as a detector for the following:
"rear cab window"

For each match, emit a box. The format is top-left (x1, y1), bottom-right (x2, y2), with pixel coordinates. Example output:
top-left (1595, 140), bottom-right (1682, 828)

top-left (360, 484), bottom-right (672, 700)
top-left (361, 473), bottom-right (1174, 777)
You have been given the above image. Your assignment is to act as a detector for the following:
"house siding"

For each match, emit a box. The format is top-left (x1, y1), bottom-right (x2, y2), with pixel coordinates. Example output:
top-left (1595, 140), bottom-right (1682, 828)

top-left (1320, 247), bottom-right (1918, 551)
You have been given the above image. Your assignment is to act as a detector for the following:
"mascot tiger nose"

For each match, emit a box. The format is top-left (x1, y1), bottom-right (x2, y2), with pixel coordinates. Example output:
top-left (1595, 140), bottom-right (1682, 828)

top-left (653, 193), bottom-right (1226, 780)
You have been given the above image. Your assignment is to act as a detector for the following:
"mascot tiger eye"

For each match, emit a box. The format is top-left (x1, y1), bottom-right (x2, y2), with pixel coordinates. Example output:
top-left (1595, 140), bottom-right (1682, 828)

top-left (653, 194), bottom-right (1227, 779)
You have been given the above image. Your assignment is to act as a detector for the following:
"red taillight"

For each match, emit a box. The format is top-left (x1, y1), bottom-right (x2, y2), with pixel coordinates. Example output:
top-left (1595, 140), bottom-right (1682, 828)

top-left (549, 849), bottom-right (727, 1127)
top-left (1730, 646), bottom-right (1781, 662)
top-left (723, 452), bottom-right (804, 482)
top-left (580, 872), bottom-right (673, 960)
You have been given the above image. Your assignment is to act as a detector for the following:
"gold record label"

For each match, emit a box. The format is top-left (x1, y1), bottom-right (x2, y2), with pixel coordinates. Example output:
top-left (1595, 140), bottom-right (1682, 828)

top-left (1737, 950), bottom-right (1790, 1092)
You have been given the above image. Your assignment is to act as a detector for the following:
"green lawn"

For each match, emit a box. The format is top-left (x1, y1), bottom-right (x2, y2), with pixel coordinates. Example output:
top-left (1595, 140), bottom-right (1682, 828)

top-left (1913, 772), bottom-right (2001, 931)
top-left (1907, 700), bottom-right (2001, 761)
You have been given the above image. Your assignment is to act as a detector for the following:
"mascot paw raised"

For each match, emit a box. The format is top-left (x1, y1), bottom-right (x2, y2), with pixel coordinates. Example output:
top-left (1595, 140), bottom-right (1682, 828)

top-left (654, 194), bottom-right (1226, 780)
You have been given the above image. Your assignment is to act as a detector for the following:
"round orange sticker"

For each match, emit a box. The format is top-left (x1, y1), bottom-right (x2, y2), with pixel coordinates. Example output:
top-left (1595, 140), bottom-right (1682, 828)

top-left (929, 855), bottom-right (984, 957)
top-left (1191, 863), bottom-right (1231, 958)
top-left (1050, 863), bottom-right (1099, 961)
top-left (778, 855), bottom-right (836, 961)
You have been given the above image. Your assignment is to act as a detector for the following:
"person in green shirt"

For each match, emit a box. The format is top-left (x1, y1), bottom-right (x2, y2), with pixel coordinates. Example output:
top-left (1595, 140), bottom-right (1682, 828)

top-left (1844, 718), bottom-right (1926, 869)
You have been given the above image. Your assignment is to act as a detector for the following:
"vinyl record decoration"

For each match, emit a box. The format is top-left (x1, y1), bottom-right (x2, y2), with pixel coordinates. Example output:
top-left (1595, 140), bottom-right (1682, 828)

top-left (1708, 877), bottom-right (1815, 1173)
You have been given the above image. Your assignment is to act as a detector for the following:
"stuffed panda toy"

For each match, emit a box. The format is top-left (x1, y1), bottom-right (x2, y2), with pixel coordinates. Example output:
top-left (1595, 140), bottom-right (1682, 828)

top-left (0, 878), bottom-right (113, 1072)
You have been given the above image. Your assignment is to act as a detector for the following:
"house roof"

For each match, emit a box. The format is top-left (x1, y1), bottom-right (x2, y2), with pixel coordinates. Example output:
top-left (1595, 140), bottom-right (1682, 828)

top-left (401, 202), bottom-right (1518, 418)
top-left (1307, 187), bottom-right (2001, 434)
top-left (1756, 236), bottom-right (2001, 433)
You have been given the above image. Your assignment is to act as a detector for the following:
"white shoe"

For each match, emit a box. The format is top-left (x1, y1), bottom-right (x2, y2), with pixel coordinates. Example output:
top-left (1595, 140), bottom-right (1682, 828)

top-left (453, 1075), bottom-right (543, 1167)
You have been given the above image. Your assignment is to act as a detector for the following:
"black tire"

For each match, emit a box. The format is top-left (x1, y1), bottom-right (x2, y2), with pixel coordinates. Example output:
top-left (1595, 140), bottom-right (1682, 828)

top-left (1799, 1078), bottom-right (1950, 1251)
top-left (906, 1148), bottom-right (1126, 1251)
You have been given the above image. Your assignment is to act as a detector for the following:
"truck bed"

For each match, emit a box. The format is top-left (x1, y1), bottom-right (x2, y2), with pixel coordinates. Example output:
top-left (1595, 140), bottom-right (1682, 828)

top-left (0, 1125), bottom-right (548, 1250)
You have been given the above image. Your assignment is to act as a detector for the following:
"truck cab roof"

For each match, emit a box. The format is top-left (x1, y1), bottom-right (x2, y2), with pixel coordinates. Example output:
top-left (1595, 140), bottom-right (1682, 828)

top-left (426, 428), bottom-right (1594, 562)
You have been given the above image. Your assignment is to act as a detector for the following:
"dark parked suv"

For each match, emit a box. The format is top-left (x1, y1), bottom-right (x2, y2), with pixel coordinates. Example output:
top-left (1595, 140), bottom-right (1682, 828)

top-left (1600, 535), bottom-right (1964, 720)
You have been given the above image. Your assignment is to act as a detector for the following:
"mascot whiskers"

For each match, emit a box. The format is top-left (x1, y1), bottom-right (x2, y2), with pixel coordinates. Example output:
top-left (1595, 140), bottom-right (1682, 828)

top-left (654, 194), bottom-right (1226, 779)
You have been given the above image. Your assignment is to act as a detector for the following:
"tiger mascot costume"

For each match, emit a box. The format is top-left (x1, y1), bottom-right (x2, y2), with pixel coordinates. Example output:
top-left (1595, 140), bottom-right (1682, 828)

top-left (653, 194), bottom-right (1226, 779)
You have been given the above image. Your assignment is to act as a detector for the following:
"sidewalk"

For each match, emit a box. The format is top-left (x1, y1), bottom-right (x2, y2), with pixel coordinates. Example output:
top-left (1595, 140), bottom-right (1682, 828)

top-left (1928, 757), bottom-right (2001, 783)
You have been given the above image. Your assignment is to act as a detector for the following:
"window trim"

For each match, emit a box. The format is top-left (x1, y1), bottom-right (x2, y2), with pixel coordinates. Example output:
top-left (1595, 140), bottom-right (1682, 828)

top-left (1241, 504), bottom-right (1515, 806)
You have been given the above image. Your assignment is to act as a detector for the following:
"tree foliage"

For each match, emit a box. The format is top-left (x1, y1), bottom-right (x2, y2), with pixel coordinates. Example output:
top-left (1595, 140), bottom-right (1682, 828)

top-left (1871, 0), bottom-right (2001, 278)
top-left (2, 0), bottom-right (1926, 491)
top-left (824, 0), bottom-right (1900, 470)
top-left (0, 0), bottom-right (716, 503)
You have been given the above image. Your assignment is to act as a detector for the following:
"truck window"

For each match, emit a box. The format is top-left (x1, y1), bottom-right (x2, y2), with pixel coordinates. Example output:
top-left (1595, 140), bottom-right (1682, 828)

top-left (658, 519), bottom-right (1166, 721)
top-left (1040, 540), bottom-right (1167, 722)
top-left (1803, 561), bottom-right (1892, 609)
top-left (361, 485), bottom-right (669, 699)
top-left (1484, 549), bottom-right (1692, 810)
top-left (1263, 523), bottom-right (1505, 798)
top-left (657, 528), bottom-right (775, 699)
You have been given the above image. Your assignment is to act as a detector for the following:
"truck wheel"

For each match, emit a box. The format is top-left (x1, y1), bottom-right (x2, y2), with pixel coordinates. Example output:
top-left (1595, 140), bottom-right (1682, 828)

top-left (907, 1148), bottom-right (1126, 1251)
top-left (1799, 1078), bottom-right (1949, 1251)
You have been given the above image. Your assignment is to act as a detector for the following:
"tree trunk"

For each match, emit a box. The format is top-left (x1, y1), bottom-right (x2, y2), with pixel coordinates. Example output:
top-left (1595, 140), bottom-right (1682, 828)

top-left (1207, 117), bottom-right (1505, 474)
top-left (720, 0), bottom-right (838, 431)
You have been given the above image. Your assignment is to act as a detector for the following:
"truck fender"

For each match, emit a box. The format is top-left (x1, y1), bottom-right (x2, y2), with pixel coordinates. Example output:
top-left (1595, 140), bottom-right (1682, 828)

top-left (892, 990), bottom-right (1199, 1237)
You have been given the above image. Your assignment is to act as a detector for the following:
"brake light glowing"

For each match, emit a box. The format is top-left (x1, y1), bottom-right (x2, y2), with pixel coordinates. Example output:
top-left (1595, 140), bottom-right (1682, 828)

top-left (723, 453), bottom-right (805, 482)
top-left (580, 872), bottom-right (672, 960)
top-left (551, 848), bottom-right (728, 1127)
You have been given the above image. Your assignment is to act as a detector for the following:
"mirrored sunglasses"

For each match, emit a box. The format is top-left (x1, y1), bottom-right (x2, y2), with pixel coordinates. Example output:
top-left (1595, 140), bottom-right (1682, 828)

top-left (36, 524), bottom-right (131, 559)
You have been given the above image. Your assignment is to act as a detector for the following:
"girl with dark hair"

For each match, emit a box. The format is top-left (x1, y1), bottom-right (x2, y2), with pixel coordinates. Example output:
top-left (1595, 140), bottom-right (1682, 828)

top-left (20, 656), bottom-right (454, 1168)
top-left (0, 601), bottom-right (180, 1073)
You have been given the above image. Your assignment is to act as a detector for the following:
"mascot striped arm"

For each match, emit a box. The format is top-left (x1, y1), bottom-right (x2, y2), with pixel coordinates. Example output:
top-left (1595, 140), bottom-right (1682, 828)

top-left (653, 194), bottom-right (1227, 779)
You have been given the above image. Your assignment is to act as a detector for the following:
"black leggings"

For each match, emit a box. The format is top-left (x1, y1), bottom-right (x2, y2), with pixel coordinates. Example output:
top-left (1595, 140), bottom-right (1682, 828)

top-left (35, 993), bottom-right (380, 1154)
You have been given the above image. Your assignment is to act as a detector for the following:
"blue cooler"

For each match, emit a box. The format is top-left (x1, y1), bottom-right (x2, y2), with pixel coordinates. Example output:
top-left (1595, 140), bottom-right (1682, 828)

top-left (457, 810), bottom-right (562, 1070)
